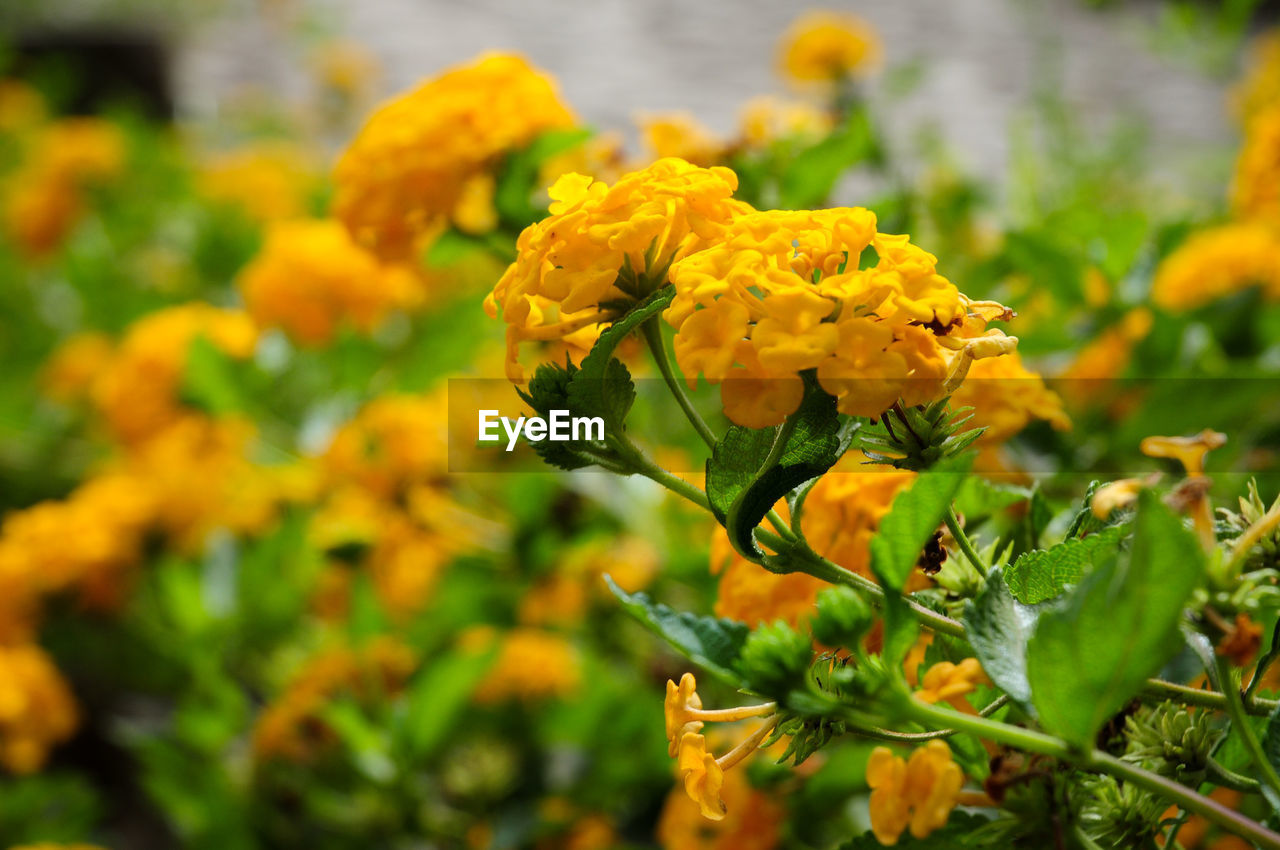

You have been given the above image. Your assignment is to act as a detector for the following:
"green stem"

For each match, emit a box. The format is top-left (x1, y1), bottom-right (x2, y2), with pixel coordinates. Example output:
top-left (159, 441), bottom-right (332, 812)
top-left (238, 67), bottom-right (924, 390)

top-left (621, 444), bottom-right (710, 509)
top-left (945, 506), bottom-right (987, 577)
top-left (1207, 757), bottom-right (1263, 793)
top-left (902, 698), bottom-right (1280, 850)
top-left (1142, 678), bottom-right (1278, 716)
top-left (1215, 655), bottom-right (1280, 799)
top-left (640, 319), bottom-right (717, 450)
top-left (1246, 620), bottom-right (1280, 702)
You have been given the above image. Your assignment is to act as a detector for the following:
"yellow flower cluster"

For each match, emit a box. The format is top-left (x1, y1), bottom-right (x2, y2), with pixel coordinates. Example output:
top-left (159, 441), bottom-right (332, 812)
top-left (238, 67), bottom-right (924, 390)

top-left (2, 117), bottom-right (125, 258)
top-left (239, 218), bottom-right (424, 346)
top-left (314, 393), bottom-right (479, 618)
top-left (1151, 223), bottom-right (1280, 311)
top-left (1231, 107), bottom-right (1280, 222)
top-left (867, 741), bottom-right (964, 845)
top-left (638, 113), bottom-right (724, 167)
top-left (487, 158), bottom-right (747, 381)
top-left (0, 644), bottom-right (79, 774)
top-left (712, 456), bottom-right (917, 626)
top-left (656, 767), bottom-right (786, 850)
top-left (0, 79), bottom-right (46, 133)
top-left (1234, 31), bottom-right (1280, 125)
top-left (90, 303), bottom-right (258, 445)
top-left (777, 11), bottom-right (881, 83)
top-left (470, 627), bottom-right (582, 704)
top-left (252, 637), bottom-right (417, 762)
top-left (663, 673), bottom-right (778, 821)
top-left (666, 208), bottom-right (1015, 427)
top-left (334, 53), bottom-right (576, 257)
top-left (197, 142), bottom-right (317, 224)
top-left (518, 536), bottom-right (658, 626)
top-left (737, 96), bottom-right (832, 148)
top-left (951, 351), bottom-right (1070, 445)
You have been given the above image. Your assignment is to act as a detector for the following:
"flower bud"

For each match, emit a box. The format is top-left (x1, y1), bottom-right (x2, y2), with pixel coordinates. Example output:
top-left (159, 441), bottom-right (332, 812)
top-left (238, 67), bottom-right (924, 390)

top-left (738, 621), bottom-right (812, 698)
top-left (810, 586), bottom-right (872, 648)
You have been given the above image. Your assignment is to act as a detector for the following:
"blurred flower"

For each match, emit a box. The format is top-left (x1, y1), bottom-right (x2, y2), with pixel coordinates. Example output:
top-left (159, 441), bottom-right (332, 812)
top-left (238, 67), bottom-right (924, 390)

top-left (1218, 613), bottom-right (1263, 667)
top-left (486, 158), bottom-right (747, 381)
top-left (40, 332), bottom-right (115, 404)
top-left (666, 208), bottom-right (1013, 426)
top-left (737, 96), bottom-right (832, 147)
top-left (638, 112), bottom-right (724, 167)
top-left (334, 53), bottom-right (576, 257)
top-left (1234, 30), bottom-right (1280, 124)
top-left (197, 142), bottom-right (316, 223)
top-left (253, 637), bottom-right (416, 762)
top-left (1058, 308), bottom-right (1152, 385)
top-left (778, 11), bottom-right (881, 83)
top-left (656, 766), bottom-right (785, 849)
top-left (470, 628), bottom-right (581, 703)
top-left (311, 40), bottom-right (380, 99)
top-left (867, 740), bottom-right (964, 845)
top-left (321, 394), bottom-right (450, 499)
top-left (0, 79), bottom-right (46, 134)
top-left (950, 350), bottom-right (1070, 445)
top-left (239, 218), bottom-right (424, 346)
top-left (1141, 429), bottom-right (1226, 478)
top-left (1156, 222), bottom-right (1280, 312)
top-left (1234, 106), bottom-right (1280, 223)
top-left (1091, 477), bottom-right (1149, 519)
top-left (916, 658), bottom-right (990, 713)
top-left (0, 644), bottom-right (79, 774)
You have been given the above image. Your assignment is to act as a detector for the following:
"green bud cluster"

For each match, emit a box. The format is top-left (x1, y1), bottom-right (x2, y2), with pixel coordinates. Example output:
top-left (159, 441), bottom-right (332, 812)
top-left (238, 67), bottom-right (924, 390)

top-left (1218, 479), bottom-right (1280, 573)
top-left (1076, 775), bottom-right (1168, 849)
top-left (860, 397), bottom-right (984, 472)
top-left (738, 620), bottom-right (813, 698)
top-left (810, 586), bottom-right (872, 648)
top-left (1121, 702), bottom-right (1217, 784)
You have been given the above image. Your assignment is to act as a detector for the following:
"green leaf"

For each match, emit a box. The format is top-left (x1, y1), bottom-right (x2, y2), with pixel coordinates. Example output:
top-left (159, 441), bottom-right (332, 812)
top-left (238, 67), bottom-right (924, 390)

top-left (1025, 491), bottom-right (1205, 749)
top-left (706, 375), bottom-right (856, 559)
top-left (605, 575), bottom-right (749, 684)
top-left (869, 455), bottom-right (973, 593)
top-left (953, 477), bottom-right (1032, 521)
top-left (495, 127), bottom-right (593, 227)
top-left (1003, 524), bottom-right (1129, 604)
top-left (516, 358), bottom-right (605, 471)
top-left (400, 647), bottom-right (496, 760)
top-left (566, 285), bottom-right (675, 427)
top-left (181, 335), bottom-right (245, 416)
top-left (964, 568), bottom-right (1041, 711)
top-left (778, 108), bottom-right (878, 210)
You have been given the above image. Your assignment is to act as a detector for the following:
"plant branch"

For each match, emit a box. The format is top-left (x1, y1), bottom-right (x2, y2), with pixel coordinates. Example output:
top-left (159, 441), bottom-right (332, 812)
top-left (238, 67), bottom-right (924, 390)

top-left (640, 319), bottom-right (718, 450)
top-left (945, 506), bottom-right (987, 577)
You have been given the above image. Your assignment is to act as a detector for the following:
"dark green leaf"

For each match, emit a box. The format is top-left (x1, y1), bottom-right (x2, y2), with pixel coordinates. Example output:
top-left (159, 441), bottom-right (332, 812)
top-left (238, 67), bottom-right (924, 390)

top-left (964, 568), bottom-right (1041, 711)
top-left (869, 455), bottom-right (973, 593)
top-left (1003, 524), bottom-right (1128, 604)
top-left (1025, 491), bottom-right (1205, 748)
top-left (605, 575), bottom-right (749, 684)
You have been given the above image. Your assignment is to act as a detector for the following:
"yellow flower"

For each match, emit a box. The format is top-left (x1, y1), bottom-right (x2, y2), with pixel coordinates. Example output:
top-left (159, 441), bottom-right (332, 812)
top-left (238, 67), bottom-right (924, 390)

top-left (638, 112), bottom-right (723, 167)
top-left (738, 96), bottom-right (832, 147)
top-left (90, 304), bottom-right (257, 445)
top-left (486, 158), bottom-right (748, 381)
top-left (1233, 106), bottom-right (1280, 222)
top-left (2, 168), bottom-right (83, 258)
top-left (666, 208), bottom-right (1006, 426)
top-left (867, 741), bottom-right (964, 845)
top-left (1091, 477), bottom-right (1148, 519)
top-left (656, 767), bottom-right (787, 850)
top-left (321, 393), bottom-right (450, 500)
top-left (239, 218), bottom-right (424, 346)
top-left (677, 733), bottom-right (727, 820)
top-left (916, 658), bottom-right (990, 712)
top-left (334, 53), bottom-right (576, 257)
top-left (253, 637), bottom-right (416, 762)
top-left (778, 11), bottom-right (881, 83)
top-left (1058, 308), bottom-right (1152, 389)
top-left (0, 79), bottom-right (47, 133)
top-left (471, 628), bottom-right (582, 704)
top-left (665, 673), bottom-right (706, 756)
top-left (1234, 30), bottom-right (1280, 124)
top-left (197, 142), bottom-right (316, 223)
top-left (0, 644), bottom-right (79, 775)
top-left (40, 332), bottom-right (115, 404)
top-left (950, 350), bottom-right (1070, 445)
top-left (311, 40), bottom-right (380, 98)
top-left (1153, 223), bottom-right (1280, 310)
top-left (1140, 430), bottom-right (1226, 478)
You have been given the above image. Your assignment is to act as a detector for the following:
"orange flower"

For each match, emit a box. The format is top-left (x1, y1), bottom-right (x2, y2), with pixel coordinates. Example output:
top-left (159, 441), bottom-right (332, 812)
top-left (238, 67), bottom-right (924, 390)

top-left (867, 741), bottom-right (964, 845)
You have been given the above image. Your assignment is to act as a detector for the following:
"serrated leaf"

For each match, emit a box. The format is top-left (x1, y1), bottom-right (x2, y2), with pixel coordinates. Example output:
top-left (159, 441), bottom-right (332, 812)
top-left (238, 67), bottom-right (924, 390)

top-left (1003, 524), bottom-right (1129, 604)
top-left (566, 286), bottom-right (674, 426)
top-left (517, 359), bottom-right (600, 471)
top-left (1025, 491), bottom-right (1205, 749)
top-left (604, 575), bottom-right (748, 684)
top-left (964, 568), bottom-right (1041, 712)
top-left (706, 375), bottom-right (856, 559)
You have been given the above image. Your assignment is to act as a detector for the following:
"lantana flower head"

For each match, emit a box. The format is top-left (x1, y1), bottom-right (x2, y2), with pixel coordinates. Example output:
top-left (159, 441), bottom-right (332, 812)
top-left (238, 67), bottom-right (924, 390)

top-left (486, 157), bottom-right (749, 381)
top-left (778, 11), bottom-right (882, 83)
top-left (333, 53), bottom-right (576, 258)
top-left (1232, 105), bottom-right (1280, 222)
top-left (665, 208), bottom-right (1013, 427)
top-left (1152, 223), bottom-right (1280, 311)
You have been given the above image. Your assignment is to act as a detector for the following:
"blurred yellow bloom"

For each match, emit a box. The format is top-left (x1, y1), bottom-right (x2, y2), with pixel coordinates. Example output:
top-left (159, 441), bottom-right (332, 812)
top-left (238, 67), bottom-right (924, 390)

top-left (778, 11), bottom-right (881, 83)
top-left (0, 644), bottom-right (79, 775)
top-left (198, 142), bottom-right (316, 224)
top-left (312, 40), bottom-right (380, 98)
top-left (487, 157), bottom-right (747, 380)
top-left (916, 658), bottom-right (990, 712)
top-left (471, 628), bottom-right (582, 703)
top-left (867, 741), bottom-right (964, 845)
top-left (677, 733), bottom-right (727, 820)
top-left (667, 208), bottom-right (1007, 426)
top-left (253, 637), bottom-right (416, 762)
top-left (1234, 30), bottom-right (1280, 124)
top-left (40, 332), bottom-right (115, 404)
top-left (0, 79), bottom-right (47, 133)
top-left (951, 351), bottom-right (1070, 445)
top-left (1058, 308), bottom-right (1152, 387)
top-left (638, 112), bottom-right (723, 166)
top-left (91, 304), bottom-right (257, 445)
top-left (1153, 223), bottom-right (1280, 310)
top-left (1233, 106), bottom-right (1280, 223)
top-left (3, 169), bottom-right (83, 258)
top-left (656, 766), bottom-right (786, 849)
top-left (321, 394), bottom-right (449, 499)
top-left (334, 53), bottom-right (576, 257)
top-left (1091, 477), bottom-right (1148, 519)
top-left (239, 218), bottom-right (424, 346)
top-left (738, 96), bottom-right (832, 147)
top-left (1141, 429), bottom-right (1226, 477)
